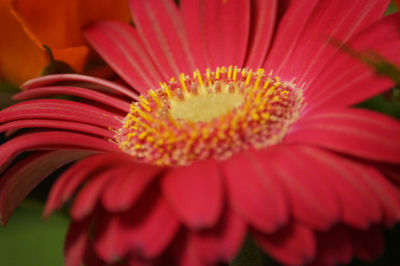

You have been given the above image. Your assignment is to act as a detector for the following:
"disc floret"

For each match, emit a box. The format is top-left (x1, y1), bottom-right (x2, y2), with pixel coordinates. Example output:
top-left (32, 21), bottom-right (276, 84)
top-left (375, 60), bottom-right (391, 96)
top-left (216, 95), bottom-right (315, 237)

top-left (116, 66), bottom-right (303, 166)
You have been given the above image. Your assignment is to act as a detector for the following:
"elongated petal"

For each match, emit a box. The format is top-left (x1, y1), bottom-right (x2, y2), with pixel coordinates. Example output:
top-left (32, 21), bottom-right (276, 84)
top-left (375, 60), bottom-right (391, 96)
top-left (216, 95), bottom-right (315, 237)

top-left (0, 150), bottom-right (90, 225)
top-left (244, 0), bottom-right (277, 69)
top-left (15, 86), bottom-right (131, 113)
top-left (192, 208), bottom-right (246, 264)
top-left (287, 108), bottom-right (400, 164)
top-left (129, 0), bottom-right (195, 79)
top-left (276, 0), bottom-right (389, 83)
top-left (0, 131), bottom-right (119, 176)
top-left (21, 74), bottom-right (139, 101)
top-left (263, 0), bottom-right (319, 73)
top-left (44, 153), bottom-right (133, 217)
top-left (85, 21), bottom-right (164, 93)
top-left (65, 218), bottom-right (92, 266)
top-left (101, 163), bottom-right (162, 212)
top-left (94, 188), bottom-right (179, 261)
top-left (290, 145), bottom-right (384, 228)
top-left (306, 12), bottom-right (400, 110)
top-left (254, 146), bottom-right (340, 230)
top-left (162, 159), bottom-right (223, 229)
top-left (0, 119), bottom-right (114, 138)
top-left (70, 171), bottom-right (115, 221)
top-left (221, 151), bottom-right (288, 233)
top-left (0, 99), bottom-right (122, 129)
top-left (254, 223), bottom-right (316, 265)
top-left (350, 163), bottom-right (400, 227)
top-left (180, 0), bottom-right (250, 69)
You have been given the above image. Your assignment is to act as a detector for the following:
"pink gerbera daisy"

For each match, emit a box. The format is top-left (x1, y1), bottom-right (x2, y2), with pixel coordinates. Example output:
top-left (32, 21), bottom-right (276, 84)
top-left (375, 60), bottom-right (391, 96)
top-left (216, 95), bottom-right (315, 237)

top-left (1, 0), bottom-right (400, 265)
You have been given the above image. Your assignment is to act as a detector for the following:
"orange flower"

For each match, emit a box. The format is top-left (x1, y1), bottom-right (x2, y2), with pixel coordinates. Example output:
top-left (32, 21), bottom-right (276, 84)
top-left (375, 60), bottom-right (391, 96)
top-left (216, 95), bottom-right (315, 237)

top-left (0, 0), bottom-right (130, 85)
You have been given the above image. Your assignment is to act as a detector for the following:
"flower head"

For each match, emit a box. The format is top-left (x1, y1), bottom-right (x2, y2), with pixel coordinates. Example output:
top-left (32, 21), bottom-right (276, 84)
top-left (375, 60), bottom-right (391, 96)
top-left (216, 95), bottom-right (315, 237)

top-left (1, 0), bottom-right (400, 265)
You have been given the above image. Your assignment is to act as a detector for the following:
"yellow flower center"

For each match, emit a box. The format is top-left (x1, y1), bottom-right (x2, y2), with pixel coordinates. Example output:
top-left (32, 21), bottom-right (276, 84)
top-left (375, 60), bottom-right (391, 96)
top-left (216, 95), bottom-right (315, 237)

top-left (116, 66), bottom-right (303, 166)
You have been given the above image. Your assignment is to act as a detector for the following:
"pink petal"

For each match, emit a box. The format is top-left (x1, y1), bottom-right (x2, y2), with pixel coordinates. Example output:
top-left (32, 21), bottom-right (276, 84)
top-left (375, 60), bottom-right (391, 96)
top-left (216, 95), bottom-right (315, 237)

top-left (121, 191), bottom-right (180, 258)
top-left (44, 153), bottom-right (133, 218)
top-left (0, 99), bottom-right (123, 129)
top-left (0, 131), bottom-right (119, 176)
top-left (70, 170), bottom-right (116, 221)
top-left (94, 188), bottom-right (180, 261)
top-left (21, 73), bottom-right (139, 101)
top-left (276, 0), bottom-right (389, 84)
top-left (291, 145), bottom-right (383, 229)
top-left (15, 86), bottom-right (131, 113)
top-left (0, 150), bottom-right (90, 225)
top-left (180, 0), bottom-right (209, 70)
top-left (243, 0), bottom-right (277, 69)
top-left (180, 0), bottom-right (250, 69)
top-left (221, 151), bottom-right (288, 233)
top-left (306, 12), bottom-right (400, 110)
top-left (0, 120), bottom-right (114, 139)
top-left (85, 21), bottom-right (164, 94)
top-left (192, 208), bottom-right (246, 264)
top-left (162, 159), bottom-right (223, 230)
top-left (101, 163), bottom-right (162, 212)
top-left (263, 0), bottom-right (319, 73)
top-left (129, 0), bottom-right (195, 79)
top-left (287, 108), bottom-right (400, 164)
top-left (254, 223), bottom-right (316, 265)
top-left (254, 146), bottom-right (340, 230)
top-left (93, 213), bottom-right (126, 262)
top-left (64, 219), bottom-right (92, 266)
top-left (350, 164), bottom-right (400, 227)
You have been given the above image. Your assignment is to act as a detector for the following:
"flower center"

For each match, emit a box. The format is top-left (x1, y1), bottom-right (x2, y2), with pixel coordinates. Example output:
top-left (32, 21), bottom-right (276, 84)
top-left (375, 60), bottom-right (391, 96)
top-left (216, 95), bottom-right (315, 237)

top-left (116, 66), bottom-right (303, 166)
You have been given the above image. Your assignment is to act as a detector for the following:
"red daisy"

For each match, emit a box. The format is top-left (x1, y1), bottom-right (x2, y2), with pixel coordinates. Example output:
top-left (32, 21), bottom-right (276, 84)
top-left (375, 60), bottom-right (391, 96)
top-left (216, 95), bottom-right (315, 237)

top-left (1, 0), bottom-right (400, 265)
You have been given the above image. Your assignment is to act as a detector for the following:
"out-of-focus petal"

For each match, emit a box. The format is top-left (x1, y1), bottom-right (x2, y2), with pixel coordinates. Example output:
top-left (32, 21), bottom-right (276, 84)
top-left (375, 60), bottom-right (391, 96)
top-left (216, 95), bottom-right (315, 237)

top-left (0, 0), bottom-right (47, 85)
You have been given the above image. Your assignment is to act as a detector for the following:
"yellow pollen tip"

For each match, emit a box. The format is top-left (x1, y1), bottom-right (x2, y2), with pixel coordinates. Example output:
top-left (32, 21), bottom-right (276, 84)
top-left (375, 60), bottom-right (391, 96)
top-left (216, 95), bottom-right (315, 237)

top-left (116, 66), bottom-right (303, 166)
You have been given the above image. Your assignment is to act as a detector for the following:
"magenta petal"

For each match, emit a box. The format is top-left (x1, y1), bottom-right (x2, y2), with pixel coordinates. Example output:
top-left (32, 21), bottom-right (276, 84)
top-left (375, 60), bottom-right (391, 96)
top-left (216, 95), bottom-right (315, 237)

top-left (254, 223), bottom-right (316, 265)
top-left (350, 164), bottom-right (400, 227)
top-left (85, 21), bottom-right (164, 94)
top-left (101, 163), bottom-right (162, 212)
top-left (121, 192), bottom-right (180, 258)
top-left (162, 159), bottom-right (223, 230)
top-left (181, 0), bottom-right (250, 69)
top-left (243, 0), bottom-right (277, 69)
top-left (21, 73), bottom-right (140, 101)
top-left (94, 189), bottom-right (180, 261)
top-left (0, 99), bottom-right (123, 129)
top-left (192, 208), bottom-right (246, 264)
top-left (0, 120), bottom-right (114, 139)
top-left (0, 151), bottom-right (90, 225)
top-left (276, 0), bottom-right (389, 84)
top-left (64, 219), bottom-right (92, 266)
top-left (14, 86), bottom-right (131, 113)
top-left (0, 131), bottom-right (119, 176)
top-left (306, 12), bottom-right (400, 110)
top-left (263, 0), bottom-right (319, 73)
top-left (255, 146), bottom-right (340, 230)
top-left (44, 153), bottom-right (133, 217)
top-left (221, 151), bottom-right (288, 233)
top-left (129, 0), bottom-right (195, 79)
top-left (288, 108), bottom-right (400, 164)
top-left (290, 145), bottom-right (382, 229)
top-left (70, 171), bottom-right (114, 221)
